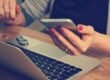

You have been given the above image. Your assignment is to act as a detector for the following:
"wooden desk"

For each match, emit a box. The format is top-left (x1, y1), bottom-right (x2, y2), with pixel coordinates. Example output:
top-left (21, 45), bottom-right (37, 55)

top-left (0, 28), bottom-right (110, 80)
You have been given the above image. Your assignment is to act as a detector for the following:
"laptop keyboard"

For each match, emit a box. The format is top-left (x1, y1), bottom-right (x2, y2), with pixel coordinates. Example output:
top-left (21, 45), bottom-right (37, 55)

top-left (14, 46), bottom-right (82, 80)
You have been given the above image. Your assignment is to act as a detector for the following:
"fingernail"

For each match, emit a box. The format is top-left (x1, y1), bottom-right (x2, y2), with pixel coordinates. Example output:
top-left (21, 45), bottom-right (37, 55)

top-left (16, 5), bottom-right (20, 11)
top-left (78, 25), bottom-right (83, 31)
top-left (60, 27), bottom-right (65, 32)
top-left (16, 5), bottom-right (21, 14)
top-left (50, 28), bottom-right (56, 33)
top-left (11, 18), bottom-right (15, 21)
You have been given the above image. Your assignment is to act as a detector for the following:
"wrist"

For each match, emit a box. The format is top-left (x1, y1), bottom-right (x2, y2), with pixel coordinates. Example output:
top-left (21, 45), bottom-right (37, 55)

top-left (91, 31), bottom-right (101, 48)
top-left (91, 31), bottom-right (109, 49)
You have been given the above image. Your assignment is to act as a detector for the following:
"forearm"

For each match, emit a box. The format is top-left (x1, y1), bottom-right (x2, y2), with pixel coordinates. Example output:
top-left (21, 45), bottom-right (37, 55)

top-left (91, 31), bottom-right (110, 54)
top-left (0, 26), bottom-right (21, 41)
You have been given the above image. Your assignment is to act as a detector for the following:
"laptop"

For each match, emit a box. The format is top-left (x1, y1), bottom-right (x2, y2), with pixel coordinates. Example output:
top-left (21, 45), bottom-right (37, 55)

top-left (0, 36), bottom-right (100, 80)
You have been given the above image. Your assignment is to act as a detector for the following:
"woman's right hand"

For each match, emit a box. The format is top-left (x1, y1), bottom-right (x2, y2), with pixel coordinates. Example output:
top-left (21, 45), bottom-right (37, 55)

top-left (0, 0), bottom-right (17, 20)
top-left (0, 0), bottom-right (25, 26)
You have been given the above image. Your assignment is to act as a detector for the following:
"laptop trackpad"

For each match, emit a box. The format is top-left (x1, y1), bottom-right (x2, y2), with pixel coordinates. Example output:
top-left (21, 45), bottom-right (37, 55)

top-left (29, 43), bottom-right (68, 59)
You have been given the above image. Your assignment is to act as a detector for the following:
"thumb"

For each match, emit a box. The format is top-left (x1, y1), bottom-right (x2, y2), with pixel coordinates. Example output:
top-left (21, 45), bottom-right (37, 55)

top-left (77, 24), bottom-right (94, 35)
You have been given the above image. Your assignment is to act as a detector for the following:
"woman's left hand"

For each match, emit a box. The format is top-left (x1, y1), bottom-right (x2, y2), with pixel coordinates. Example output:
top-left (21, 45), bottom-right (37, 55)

top-left (48, 24), bottom-right (95, 55)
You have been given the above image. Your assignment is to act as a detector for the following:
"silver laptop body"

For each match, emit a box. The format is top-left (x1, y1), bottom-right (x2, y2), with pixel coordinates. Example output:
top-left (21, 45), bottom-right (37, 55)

top-left (0, 36), bottom-right (100, 80)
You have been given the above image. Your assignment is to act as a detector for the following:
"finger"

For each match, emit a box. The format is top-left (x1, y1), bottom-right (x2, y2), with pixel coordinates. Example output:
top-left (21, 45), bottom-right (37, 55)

top-left (49, 28), bottom-right (81, 55)
top-left (48, 29), bottom-right (66, 50)
top-left (0, 0), bottom-right (3, 7)
top-left (60, 27), bottom-right (84, 49)
top-left (0, 0), bottom-right (4, 19)
top-left (77, 25), bottom-right (95, 51)
top-left (80, 35), bottom-right (93, 53)
top-left (9, 0), bottom-right (16, 20)
top-left (60, 27), bottom-right (90, 52)
top-left (16, 5), bottom-right (21, 15)
top-left (0, 7), bottom-right (4, 19)
top-left (48, 28), bottom-right (75, 55)
top-left (77, 24), bottom-right (94, 43)
top-left (77, 24), bottom-right (94, 35)
top-left (4, 0), bottom-right (10, 19)
top-left (4, 19), bottom-right (15, 25)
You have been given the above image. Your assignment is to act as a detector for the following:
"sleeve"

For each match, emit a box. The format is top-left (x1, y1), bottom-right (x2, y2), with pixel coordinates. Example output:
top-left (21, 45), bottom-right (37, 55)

top-left (20, 6), bottom-right (34, 26)
top-left (20, 0), bottom-right (50, 25)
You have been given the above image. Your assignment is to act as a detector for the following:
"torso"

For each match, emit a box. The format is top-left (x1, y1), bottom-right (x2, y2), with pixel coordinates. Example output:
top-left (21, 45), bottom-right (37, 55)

top-left (50, 0), bottom-right (109, 34)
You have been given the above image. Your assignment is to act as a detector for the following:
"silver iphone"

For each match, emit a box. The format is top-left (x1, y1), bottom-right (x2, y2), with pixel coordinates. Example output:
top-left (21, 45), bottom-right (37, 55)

top-left (40, 19), bottom-right (76, 29)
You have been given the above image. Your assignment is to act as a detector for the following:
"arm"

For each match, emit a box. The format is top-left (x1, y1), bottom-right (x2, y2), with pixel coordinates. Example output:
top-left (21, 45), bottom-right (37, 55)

top-left (91, 32), bottom-right (110, 54)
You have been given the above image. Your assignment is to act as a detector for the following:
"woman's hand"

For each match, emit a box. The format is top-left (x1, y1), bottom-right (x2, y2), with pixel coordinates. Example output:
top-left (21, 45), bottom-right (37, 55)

top-left (0, 0), bottom-right (17, 20)
top-left (0, 0), bottom-right (24, 41)
top-left (4, 5), bottom-right (25, 26)
top-left (0, 0), bottom-right (25, 26)
top-left (48, 24), bottom-right (95, 55)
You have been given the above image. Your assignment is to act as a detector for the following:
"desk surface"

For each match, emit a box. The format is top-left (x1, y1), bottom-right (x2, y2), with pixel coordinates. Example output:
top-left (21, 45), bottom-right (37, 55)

top-left (0, 28), bottom-right (110, 80)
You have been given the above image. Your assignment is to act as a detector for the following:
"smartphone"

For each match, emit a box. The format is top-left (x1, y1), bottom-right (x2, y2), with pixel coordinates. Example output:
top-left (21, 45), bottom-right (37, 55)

top-left (40, 19), bottom-right (76, 30)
